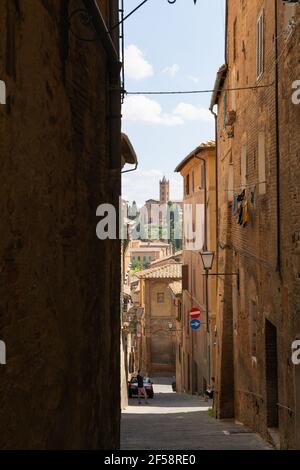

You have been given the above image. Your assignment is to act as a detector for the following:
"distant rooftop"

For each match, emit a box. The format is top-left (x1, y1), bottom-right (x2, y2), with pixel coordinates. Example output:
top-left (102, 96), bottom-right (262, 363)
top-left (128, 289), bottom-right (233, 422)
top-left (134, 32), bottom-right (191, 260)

top-left (129, 247), bottom-right (164, 253)
top-left (169, 281), bottom-right (182, 297)
top-left (139, 241), bottom-right (171, 247)
top-left (137, 263), bottom-right (182, 280)
top-left (174, 141), bottom-right (216, 173)
top-left (150, 251), bottom-right (182, 267)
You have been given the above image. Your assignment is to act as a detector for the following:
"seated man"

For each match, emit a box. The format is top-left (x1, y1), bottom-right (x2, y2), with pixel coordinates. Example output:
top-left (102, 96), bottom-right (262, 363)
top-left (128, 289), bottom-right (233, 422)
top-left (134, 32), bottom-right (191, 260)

top-left (204, 377), bottom-right (215, 401)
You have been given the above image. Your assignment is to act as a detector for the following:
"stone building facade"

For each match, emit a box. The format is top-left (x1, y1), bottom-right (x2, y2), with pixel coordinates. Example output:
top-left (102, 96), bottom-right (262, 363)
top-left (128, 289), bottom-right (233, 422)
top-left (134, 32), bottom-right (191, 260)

top-left (210, 0), bottom-right (300, 449)
top-left (175, 142), bottom-right (217, 395)
top-left (126, 240), bottom-right (173, 271)
top-left (0, 0), bottom-right (122, 449)
top-left (137, 263), bottom-right (182, 377)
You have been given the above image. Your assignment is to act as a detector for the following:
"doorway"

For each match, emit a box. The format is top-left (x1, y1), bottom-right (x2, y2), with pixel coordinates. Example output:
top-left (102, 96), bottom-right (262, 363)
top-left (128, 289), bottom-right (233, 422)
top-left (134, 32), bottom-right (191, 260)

top-left (265, 320), bottom-right (279, 428)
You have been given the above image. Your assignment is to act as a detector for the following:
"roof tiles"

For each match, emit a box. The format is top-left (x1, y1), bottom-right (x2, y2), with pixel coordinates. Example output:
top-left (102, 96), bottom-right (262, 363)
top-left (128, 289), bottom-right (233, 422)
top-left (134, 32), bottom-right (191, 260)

top-left (137, 263), bottom-right (182, 280)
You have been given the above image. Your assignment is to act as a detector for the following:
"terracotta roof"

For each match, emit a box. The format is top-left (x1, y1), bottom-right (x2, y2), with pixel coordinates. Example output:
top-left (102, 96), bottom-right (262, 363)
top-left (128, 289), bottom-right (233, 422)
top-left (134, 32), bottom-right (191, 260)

top-left (137, 263), bottom-right (182, 280)
top-left (150, 251), bottom-right (182, 267)
top-left (145, 199), bottom-right (159, 204)
top-left (121, 133), bottom-right (138, 165)
top-left (169, 281), bottom-right (182, 296)
top-left (210, 64), bottom-right (228, 110)
top-left (139, 241), bottom-right (171, 247)
top-left (129, 247), bottom-right (163, 253)
top-left (174, 141), bottom-right (216, 173)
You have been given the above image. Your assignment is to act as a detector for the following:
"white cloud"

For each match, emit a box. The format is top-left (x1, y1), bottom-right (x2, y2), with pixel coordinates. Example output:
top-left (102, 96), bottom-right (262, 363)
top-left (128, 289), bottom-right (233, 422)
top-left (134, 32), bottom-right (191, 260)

top-left (173, 103), bottom-right (213, 122)
top-left (162, 64), bottom-right (180, 77)
top-left (124, 44), bottom-right (154, 81)
top-left (123, 95), bottom-right (184, 126)
top-left (187, 75), bottom-right (200, 84)
top-left (123, 96), bottom-right (213, 127)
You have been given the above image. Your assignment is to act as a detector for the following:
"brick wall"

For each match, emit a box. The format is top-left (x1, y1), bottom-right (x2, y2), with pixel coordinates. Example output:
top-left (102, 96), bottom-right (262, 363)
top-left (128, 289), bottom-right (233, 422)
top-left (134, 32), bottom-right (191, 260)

top-left (0, 0), bottom-right (121, 449)
top-left (214, 0), bottom-right (300, 449)
top-left (277, 0), bottom-right (300, 449)
top-left (177, 147), bottom-right (217, 395)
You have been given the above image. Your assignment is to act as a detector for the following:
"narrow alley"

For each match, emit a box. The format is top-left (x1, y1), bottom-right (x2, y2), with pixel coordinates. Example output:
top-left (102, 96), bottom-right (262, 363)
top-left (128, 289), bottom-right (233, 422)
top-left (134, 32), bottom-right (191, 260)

top-left (1, 0), bottom-right (300, 458)
top-left (121, 379), bottom-right (272, 451)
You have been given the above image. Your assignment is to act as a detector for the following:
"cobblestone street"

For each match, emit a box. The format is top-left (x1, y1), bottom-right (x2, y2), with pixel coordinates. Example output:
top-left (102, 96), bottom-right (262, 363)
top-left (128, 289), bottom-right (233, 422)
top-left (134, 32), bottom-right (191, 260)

top-left (121, 379), bottom-right (273, 450)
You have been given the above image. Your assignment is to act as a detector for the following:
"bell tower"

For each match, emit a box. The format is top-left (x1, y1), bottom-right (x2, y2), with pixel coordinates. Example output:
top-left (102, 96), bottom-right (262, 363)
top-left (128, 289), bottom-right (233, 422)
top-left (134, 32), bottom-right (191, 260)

top-left (160, 176), bottom-right (170, 203)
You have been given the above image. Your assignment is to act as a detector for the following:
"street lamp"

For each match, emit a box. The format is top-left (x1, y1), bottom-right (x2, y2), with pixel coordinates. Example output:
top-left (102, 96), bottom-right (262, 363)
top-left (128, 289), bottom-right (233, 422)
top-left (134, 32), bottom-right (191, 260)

top-left (200, 251), bottom-right (215, 271)
top-left (199, 248), bottom-right (240, 332)
top-left (200, 250), bottom-right (240, 284)
top-left (199, 250), bottom-right (215, 389)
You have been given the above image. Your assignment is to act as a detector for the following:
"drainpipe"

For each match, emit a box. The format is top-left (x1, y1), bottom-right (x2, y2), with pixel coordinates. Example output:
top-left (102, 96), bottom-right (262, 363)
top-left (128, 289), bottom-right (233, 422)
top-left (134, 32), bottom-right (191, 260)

top-left (82, 0), bottom-right (119, 65)
top-left (224, 0), bottom-right (228, 64)
top-left (210, 109), bottom-right (219, 275)
top-left (122, 162), bottom-right (138, 174)
top-left (274, 0), bottom-right (281, 275)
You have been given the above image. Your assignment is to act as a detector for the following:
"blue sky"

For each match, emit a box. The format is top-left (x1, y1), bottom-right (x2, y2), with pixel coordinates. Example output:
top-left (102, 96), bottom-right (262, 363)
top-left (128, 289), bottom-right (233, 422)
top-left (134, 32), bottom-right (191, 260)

top-left (122, 0), bottom-right (225, 206)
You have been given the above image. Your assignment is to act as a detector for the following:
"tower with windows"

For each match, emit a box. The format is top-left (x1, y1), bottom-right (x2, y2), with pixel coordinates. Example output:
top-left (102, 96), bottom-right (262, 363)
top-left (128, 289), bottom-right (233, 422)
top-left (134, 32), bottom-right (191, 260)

top-left (159, 176), bottom-right (170, 203)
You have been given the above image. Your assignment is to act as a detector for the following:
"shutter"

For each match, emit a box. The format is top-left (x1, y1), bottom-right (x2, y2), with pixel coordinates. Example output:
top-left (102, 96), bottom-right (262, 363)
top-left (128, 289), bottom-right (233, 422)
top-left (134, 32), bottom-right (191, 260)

top-left (261, 12), bottom-right (264, 75)
top-left (256, 11), bottom-right (264, 79)
top-left (182, 264), bottom-right (189, 291)
top-left (256, 20), bottom-right (259, 78)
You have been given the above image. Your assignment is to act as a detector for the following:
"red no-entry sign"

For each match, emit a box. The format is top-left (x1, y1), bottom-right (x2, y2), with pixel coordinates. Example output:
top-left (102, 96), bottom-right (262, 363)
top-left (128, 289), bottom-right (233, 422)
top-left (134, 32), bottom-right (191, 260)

top-left (190, 307), bottom-right (201, 319)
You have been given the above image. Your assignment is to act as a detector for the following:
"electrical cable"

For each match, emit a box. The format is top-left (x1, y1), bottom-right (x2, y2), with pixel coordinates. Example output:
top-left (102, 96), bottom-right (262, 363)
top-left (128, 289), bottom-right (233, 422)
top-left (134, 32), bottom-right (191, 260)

top-left (123, 11), bottom-right (299, 99)
top-left (125, 83), bottom-right (274, 96)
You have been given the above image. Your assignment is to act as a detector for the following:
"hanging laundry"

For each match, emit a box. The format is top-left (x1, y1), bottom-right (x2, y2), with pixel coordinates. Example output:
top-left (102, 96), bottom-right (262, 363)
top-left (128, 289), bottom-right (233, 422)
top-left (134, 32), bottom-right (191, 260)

top-left (238, 202), bottom-right (244, 225)
top-left (243, 200), bottom-right (250, 227)
top-left (237, 189), bottom-right (246, 202)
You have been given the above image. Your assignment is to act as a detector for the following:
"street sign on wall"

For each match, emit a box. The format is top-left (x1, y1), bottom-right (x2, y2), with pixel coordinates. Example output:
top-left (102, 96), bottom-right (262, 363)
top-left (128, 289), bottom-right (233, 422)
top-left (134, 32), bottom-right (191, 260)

top-left (190, 307), bottom-right (201, 319)
top-left (190, 319), bottom-right (201, 331)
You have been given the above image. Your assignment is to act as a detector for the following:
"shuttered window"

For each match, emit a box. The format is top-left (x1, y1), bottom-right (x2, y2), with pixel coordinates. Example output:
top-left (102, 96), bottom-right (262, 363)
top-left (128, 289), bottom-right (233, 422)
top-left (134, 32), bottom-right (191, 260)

top-left (258, 131), bottom-right (266, 194)
top-left (200, 164), bottom-right (205, 189)
top-left (185, 174), bottom-right (190, 196)
top-left (256, 11), bottom-right (264, 80)
top-left (233, 18), bottom-right (237, 62)
top-left (182, 265), bottom-right (189, 291)
top-left (223, 92), bottom-right (228, 128)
